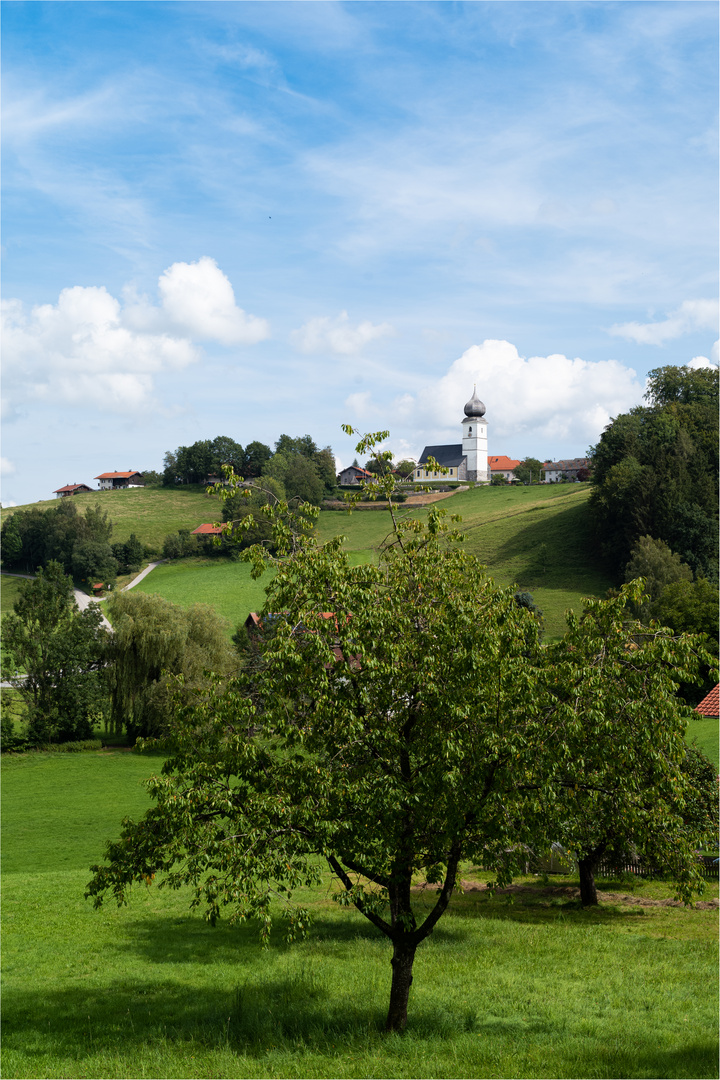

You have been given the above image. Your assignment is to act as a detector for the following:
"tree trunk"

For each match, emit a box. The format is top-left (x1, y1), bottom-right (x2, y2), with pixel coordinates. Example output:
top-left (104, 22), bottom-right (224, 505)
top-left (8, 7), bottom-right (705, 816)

top-left (578, 857), bottom-right (598, 906)
top-left (385, 938), bottom-right (417, 1032)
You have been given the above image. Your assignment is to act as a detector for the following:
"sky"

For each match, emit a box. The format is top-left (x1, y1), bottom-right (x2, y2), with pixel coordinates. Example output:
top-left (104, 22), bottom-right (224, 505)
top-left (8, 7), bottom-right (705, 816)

top-left (2, 0), bottom-right (718, 506)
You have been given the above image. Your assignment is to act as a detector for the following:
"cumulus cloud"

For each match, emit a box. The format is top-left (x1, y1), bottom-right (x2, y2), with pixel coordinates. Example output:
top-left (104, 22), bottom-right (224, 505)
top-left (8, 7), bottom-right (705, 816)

top-left (2, 259), bottom-right (269, 414)
top-left (1, 457), bottom-right (16, 476)
top-left (157, 257), bottom-right (269, 345)
top-left (291, 311), bottom-right (394, 355)
top-left (392, 340), bottom-right (645, 455)
top-left (609, 299), bottom-right (719, 345)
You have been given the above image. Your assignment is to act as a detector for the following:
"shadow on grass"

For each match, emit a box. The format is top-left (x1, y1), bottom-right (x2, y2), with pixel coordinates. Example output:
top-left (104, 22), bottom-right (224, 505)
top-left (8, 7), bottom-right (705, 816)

top-left (1, 972), bottom-right (514, 1061)
top-left (446, 889), bottom-right (651, 927)
top-left (108, 909), bottom-right (468, 969)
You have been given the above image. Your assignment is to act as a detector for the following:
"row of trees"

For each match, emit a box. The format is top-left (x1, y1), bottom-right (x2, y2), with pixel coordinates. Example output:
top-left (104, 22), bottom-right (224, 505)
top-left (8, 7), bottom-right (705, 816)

top-left (85, 431), bottom-right (718, 1033)
top-left (161, 433), bottom-right (338, 506)
top-left (1, 499), bottom-right (146, 583)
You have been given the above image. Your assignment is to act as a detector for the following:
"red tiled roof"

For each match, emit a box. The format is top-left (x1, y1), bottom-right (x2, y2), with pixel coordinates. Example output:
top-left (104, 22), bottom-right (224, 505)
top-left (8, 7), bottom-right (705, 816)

top-left (94, 471), bottom-right (142, 479)
top-left (53, 483), bottom-right (91, 493)
top-left (488, 456), bottom-right (521, 470)
top-left (191, 523), bottom-right (223, 535)
top-left (695, 685), bottom-right (720, 718)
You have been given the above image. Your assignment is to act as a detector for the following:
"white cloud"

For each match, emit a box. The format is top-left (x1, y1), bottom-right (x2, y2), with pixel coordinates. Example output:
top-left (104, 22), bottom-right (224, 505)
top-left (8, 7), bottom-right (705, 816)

top-left (609, 299), bottom-right (719, 345)
top-left (0, 458), bottom-right (16, 476)
top-left (291, 311), bottom-right (394, 355)
top-left (392, 340), bottom-right (644, 455)
top-left (2, 259), bottom-right (269, 415)
top-left (688, 355), bottom-right (718, 370)
top-left (157, 257), bottom-right (270, 345)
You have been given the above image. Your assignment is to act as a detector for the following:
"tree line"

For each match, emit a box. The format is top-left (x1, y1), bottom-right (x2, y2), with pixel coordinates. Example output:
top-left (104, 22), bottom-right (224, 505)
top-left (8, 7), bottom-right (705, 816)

top-left (1, 499), bottom-right (144, 582)
top-left (588, 364), bottom-right (719, 702)
top-left (161, 432), bottom-right (338, 506)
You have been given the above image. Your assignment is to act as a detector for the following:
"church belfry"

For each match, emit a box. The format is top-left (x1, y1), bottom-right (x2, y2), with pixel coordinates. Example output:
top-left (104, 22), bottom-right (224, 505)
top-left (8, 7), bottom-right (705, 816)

top-left (461, 386), bottom-right (489, 482)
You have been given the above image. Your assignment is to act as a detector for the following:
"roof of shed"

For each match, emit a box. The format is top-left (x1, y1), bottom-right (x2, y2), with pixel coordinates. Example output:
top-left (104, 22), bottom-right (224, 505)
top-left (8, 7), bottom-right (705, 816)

top-left (695, 684), bottom-right (719, 717)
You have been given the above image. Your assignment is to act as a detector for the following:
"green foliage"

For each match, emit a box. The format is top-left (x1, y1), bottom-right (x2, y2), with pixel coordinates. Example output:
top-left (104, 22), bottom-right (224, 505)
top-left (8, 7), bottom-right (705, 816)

top-left (2, 561), bottom-right (110, 743)
top-left (624, 535), bottom-right (693, 617)
top-left (105, 591), bottom-right (234, 740)
top-left (222, 476), bottom-right (288, 550)
top-left (590, 365), bottom-right (719, 577)
top-left (490, 473), bottom-right (509, 485)
top-left (1, 500), bottom-right (115, 577)
top-left (513, 457), bottom-right (544, 484)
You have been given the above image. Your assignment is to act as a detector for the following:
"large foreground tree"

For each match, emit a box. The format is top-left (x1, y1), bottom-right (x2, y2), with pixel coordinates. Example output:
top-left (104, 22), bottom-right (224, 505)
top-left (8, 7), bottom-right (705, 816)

top-left (87, 432), bottom-right (712, 1032)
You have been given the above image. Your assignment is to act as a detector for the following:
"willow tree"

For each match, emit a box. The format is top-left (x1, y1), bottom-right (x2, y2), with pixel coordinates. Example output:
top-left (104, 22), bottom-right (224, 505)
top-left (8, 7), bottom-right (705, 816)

top-left (87, 431), bottom-right (711, 1033)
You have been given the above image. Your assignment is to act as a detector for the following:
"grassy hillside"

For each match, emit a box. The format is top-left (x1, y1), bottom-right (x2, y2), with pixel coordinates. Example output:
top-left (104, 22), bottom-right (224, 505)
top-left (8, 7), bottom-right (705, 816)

top-left (2, 486), bottom-right (224, 551)
top-left (2, 483), bottom-right (611, 638)
top-left (317, 484), bottom-right (611, 639)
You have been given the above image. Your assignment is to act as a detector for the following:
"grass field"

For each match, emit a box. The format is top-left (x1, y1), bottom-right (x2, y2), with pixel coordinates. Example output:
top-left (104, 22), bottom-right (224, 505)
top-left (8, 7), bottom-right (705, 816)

top-left (1, 486), bottom-right (224, 552)
top-left (2, 751), bottom-right (718, 1079)
top-left (98, 483), bottom-right (612, 640)
top-left (686, 716), bottom-right (720, 770)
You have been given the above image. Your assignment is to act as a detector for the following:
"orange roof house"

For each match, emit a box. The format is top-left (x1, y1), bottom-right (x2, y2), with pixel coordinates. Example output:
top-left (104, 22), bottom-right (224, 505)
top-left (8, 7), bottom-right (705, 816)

top-left (488, 456), bottom-right (521, 478)
top-left (95, 471), bottom-right (144, 490)
top-left (695, 685), bottom-right (719, 718)
top-left (191, 524), bottom-right (224, 536)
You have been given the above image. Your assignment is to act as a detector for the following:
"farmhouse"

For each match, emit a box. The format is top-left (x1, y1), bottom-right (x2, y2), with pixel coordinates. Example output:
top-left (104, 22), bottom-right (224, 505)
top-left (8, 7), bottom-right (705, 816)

top-left (338, 465), bottom-right (373, 485)
top-left (414, 387), bottom-right (490, 483)
top-left (94, 471), bottom-right (144, 490)
top-left (489, 455), bottom-right (521, 481)
top-left (542, 458), bottom-right (590, 482)
top-left (53, 483), bottom-right (93, 498)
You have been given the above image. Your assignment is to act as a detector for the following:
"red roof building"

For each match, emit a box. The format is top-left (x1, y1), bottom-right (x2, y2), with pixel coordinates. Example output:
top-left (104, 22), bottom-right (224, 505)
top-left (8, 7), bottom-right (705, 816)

top-left (695, 685), bottom-right (719, 718)
top-left (94, 471), bottom-right (144, 490)
top-left (488, 455), bottom-right (521, 479)
top-left (53, 483), bottom-right (92, 498)
top-left (191, 524), bottom-right (224, 535)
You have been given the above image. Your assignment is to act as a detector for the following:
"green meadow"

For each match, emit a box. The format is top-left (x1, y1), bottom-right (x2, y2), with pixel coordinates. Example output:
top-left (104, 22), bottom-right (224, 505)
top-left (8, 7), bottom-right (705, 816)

top-left (76, 482), bottom-right (611, 640)
top-left (2, 750), bottom-right (718, 1080)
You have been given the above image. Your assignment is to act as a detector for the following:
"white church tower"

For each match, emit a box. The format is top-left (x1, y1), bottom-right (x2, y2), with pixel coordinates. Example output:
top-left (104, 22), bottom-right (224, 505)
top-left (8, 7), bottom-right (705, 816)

top-left (461, 386), bottom-right (489, 482)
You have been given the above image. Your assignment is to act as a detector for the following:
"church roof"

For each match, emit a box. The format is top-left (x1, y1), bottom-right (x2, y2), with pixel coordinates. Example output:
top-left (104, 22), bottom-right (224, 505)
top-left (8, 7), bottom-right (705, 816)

top-left (464, 387), bottom-right (486, 418)
top-left (418, 444), bottom-right (465, 468)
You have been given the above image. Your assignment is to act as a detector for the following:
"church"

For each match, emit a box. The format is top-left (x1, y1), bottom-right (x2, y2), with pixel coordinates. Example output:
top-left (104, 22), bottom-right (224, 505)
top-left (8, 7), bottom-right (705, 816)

top-left (413, 387), bottom-right (489, 483)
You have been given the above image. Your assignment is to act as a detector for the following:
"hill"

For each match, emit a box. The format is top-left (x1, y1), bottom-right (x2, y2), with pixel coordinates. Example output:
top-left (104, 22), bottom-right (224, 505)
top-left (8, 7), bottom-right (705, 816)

top-left (2, 483), bottom-right (610, 638)
top-left (1, 486), bottom-right (224, 551)
top-left (112, 482), bottom-right (607, 640)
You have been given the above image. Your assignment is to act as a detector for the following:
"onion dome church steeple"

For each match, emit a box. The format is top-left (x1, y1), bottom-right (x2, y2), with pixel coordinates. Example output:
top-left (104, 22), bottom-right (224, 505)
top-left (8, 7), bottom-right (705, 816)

top-left (463, 385), bottom-right (486, 419)
top-left (414, 385), bottom-right (489, 484)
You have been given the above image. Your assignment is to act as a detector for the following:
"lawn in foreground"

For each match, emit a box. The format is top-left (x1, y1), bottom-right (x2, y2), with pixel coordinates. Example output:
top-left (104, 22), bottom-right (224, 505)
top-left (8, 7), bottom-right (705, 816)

top-left (2, 751), bottom-right (717, 1079)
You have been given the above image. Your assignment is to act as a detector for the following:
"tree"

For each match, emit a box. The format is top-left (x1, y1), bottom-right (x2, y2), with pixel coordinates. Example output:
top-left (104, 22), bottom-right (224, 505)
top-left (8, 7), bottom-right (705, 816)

top-left (242, 441), bottom-right (272, 478)
top-left (624, 535), bottom-right (692, 617)
top-left (86, 431), bottom-right (712, 1033)
top-left (541, 587), bottom-right (714, 904)
top-left (3, 562), bottom-right (110, 743)
top-left (394, 460), bottom-right (416, 479)
top-left (589, 365), bottom-right (718, 576)
top-left (513, 457), bottom-right (543, 484)
top-left (104, 592), bottom-right (234, 740)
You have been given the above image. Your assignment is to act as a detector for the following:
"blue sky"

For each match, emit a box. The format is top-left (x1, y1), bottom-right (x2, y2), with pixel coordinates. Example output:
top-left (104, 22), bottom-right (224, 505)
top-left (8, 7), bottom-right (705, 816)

top-left (2, 0), bottom-right (718, 505)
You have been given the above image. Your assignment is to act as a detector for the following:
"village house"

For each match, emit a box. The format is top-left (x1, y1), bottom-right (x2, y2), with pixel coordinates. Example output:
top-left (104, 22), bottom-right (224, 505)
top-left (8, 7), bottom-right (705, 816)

top-left (94, 471), bottom-right (145, 490)
top-left (53, 483), bottom-right (93, 498)
top-left (488, 455), bottom-right (521, 481)
top-left (338, 465), bottom-right (373, 485)
top-left (542, 458), bottom-right (591, 482)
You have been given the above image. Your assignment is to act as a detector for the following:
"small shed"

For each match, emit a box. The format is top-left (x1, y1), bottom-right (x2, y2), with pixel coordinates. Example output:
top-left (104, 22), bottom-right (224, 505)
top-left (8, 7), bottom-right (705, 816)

top-left (191, 524), bottom-right (224, 536)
